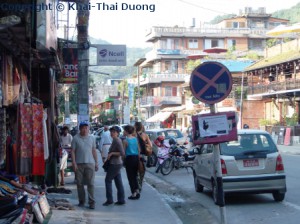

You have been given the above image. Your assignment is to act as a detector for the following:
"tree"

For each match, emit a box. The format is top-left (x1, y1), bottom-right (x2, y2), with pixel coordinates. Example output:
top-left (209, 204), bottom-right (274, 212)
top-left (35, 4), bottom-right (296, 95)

top-left (186, 59), bottom-right (201, 73)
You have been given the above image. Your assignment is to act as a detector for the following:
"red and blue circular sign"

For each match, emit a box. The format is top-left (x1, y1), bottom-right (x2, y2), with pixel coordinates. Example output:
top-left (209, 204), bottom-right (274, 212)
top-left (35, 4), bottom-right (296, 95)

top-left (190, 61), bottom-right (232, 105)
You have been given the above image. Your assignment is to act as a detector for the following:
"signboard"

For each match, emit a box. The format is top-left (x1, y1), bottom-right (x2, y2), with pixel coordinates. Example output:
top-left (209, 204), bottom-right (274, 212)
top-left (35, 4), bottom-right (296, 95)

top-left (60, 43), bottom-right (78, 83)
top-left (190, 61), bottom-right (232, 104)
top-left (96, 45), bottom-right (126, 66)
top-left (192, 111), bottom-right (237, 144)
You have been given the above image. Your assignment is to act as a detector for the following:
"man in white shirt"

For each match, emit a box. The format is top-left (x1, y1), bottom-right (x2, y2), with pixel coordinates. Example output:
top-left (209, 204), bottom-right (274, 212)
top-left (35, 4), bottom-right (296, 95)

top-left (99, 125), bottom-right (112, 163)
top-left (59, 126), bottom-right (73, 186)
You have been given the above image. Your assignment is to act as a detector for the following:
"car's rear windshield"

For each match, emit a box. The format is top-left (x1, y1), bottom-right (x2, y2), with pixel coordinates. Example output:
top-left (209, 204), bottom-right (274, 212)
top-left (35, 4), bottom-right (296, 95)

top-left (220, 133), bottom-right (277, 156)
top-left (157, 130), bottom-right (183, 139)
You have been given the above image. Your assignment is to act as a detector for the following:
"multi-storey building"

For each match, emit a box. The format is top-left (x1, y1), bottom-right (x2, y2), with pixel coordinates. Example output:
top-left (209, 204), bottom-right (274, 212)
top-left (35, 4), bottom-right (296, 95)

top-left (135, 7), bottom-right (289, 127)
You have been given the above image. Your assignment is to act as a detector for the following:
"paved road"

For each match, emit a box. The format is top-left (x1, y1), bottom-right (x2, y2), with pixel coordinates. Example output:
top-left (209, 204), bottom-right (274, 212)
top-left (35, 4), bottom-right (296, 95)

top-left (146, 145), bottom-right (300, 224)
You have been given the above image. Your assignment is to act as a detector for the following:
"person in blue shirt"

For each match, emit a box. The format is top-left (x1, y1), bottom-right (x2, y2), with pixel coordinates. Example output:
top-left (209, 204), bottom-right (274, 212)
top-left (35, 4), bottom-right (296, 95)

top-left (122, 125), bottom-right (140, 200)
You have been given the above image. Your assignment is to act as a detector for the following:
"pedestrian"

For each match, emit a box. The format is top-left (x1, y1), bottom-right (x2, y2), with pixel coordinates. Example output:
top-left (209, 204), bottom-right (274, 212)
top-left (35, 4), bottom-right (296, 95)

top-left (99, 125), bottom-right (112, 163)
top-left (59, 126), bottom-right (73, 186)
top-left (71, 121), bottom-right (99, 209)
top-left (102, 126), bottom-right (126, 206)
top-left (123, 125), bottom-right (140, 200)
top-left (134, 121), bottom-right (152, 191)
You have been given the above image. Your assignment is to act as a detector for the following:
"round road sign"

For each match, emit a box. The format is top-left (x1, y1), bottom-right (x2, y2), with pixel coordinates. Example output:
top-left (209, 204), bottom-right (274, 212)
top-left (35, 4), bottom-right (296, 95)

top-left (190, 61), bottom-right (232, 104)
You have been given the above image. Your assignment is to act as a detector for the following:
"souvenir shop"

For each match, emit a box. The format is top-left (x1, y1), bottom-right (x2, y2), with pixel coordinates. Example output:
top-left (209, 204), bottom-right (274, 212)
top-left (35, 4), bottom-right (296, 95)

top-left (0, 44), bottom-right (61, 222)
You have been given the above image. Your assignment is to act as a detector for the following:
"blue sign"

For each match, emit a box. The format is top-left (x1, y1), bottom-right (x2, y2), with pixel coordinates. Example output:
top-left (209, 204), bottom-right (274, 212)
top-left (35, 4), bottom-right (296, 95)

top-left (190, 61), bottom-right (232, 104)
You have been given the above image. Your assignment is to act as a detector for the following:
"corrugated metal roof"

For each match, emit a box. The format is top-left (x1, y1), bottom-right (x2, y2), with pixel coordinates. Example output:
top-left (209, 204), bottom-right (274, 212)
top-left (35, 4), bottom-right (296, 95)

top-left (244, 50), bottom-right (300, 71)
top-left (202, 60), bottom-right (255, 72)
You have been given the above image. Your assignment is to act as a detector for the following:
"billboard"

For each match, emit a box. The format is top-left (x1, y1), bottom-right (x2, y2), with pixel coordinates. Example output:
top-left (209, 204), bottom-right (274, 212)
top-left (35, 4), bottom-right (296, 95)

top-left (96, 45), bottom-right (126, 66)
top-left (192, 111), bottom-right (238, 145)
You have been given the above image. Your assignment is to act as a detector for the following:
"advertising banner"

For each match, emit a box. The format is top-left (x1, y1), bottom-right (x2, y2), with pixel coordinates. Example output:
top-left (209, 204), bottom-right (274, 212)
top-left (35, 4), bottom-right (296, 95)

top-left (59, 45), bottom-right (78, 83)
top-left (96, 44), bottom-right (126, 66)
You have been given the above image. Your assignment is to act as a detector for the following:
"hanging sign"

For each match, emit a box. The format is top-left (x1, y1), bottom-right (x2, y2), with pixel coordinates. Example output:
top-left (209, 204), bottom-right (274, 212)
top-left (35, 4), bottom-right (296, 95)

top-left (59, 43), bottom-right (78, 83)
top-left (96, 44), bottom-right (126, 66)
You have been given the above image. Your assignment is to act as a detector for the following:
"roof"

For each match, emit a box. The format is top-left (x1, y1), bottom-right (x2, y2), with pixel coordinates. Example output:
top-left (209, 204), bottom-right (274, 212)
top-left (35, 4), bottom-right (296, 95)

top-left (202, 60), bottom-right (255, 72)
top-left (244, 50), bottom-right (300, 71)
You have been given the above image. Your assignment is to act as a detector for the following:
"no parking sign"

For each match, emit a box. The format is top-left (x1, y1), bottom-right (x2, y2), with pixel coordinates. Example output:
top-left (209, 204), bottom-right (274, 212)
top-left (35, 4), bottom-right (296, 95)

top-left (190, 61), bottom-right (232, 105)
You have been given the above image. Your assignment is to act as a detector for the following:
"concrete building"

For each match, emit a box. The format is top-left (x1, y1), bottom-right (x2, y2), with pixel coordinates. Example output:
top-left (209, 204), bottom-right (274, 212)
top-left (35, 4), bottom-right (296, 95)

top-left (135, 7), bottom-right (288, 129)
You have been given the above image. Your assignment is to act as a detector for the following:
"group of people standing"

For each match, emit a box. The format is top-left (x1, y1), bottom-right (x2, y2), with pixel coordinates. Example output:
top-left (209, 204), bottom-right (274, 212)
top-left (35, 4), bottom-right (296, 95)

top-left (63, 121), bottom-right (152, 209)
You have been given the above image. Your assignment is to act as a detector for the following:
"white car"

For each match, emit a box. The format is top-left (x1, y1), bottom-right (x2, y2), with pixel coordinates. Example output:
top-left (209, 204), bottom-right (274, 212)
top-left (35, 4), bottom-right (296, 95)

top-left (193, 129), bottom-right (287, 203)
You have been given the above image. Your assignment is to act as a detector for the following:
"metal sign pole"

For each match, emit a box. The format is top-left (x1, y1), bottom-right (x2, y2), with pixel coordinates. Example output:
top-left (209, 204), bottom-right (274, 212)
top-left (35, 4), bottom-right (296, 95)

top-left (210, 104), bottom-right (227, 224)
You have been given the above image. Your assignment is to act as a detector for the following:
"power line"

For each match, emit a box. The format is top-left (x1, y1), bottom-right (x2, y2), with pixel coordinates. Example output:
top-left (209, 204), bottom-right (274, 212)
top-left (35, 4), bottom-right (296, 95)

top-left (177, 0), bottom-right (228, 15)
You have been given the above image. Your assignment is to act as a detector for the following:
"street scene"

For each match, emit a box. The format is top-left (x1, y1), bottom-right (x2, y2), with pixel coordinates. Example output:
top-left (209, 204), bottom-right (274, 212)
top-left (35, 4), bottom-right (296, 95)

top-left (1, 0), bottom-right (300, 223)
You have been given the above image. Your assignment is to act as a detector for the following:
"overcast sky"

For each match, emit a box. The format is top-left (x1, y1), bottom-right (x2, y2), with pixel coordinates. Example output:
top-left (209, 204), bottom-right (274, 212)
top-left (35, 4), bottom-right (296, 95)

top-left (62, 0), bottom-right (300, 48)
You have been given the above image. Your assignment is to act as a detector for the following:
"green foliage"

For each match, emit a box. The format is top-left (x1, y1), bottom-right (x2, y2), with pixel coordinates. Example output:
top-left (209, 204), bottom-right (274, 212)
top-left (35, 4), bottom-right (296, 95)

top-left (118, 80), bottom-right (129, 96)
top-left (235, 86), bottom-right (247, 99)
top-left (209, 14), bottom-right (237, 24)
top-left (259, 119), bottom-right (279, 126)
top-left (284, 113), bottom-right (298, 126)
top-left (186, 60), bottom-right (201, 73)
top-left (226, 46), bottom-right (237, 59)
top-left (272, 3), bottom-right (300, 24)
top-left (244, 51), bottom-right (260, 60)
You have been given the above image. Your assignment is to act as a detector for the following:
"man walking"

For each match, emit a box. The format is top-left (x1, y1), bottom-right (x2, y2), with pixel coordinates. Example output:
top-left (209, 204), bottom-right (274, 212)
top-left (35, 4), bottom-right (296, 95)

top-left (71, 121), bottom-right (99, 209)
top-left (99, 125), bottom-right (112, 163)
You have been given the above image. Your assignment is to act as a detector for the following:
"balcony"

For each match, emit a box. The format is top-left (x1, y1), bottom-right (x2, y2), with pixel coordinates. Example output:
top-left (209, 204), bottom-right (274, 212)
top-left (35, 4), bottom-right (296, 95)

top-left (247, 79), bottom-right (300, 99)
top-left (140, 96), bottom-right (182, 107)
top-left (145, 26), bottom-right (268, 41)
top-left (139, 73), bottom-right (188, 86)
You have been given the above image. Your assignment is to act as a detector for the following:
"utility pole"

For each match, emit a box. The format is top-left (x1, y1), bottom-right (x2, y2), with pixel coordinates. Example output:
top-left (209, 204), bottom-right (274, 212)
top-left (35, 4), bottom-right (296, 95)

top-left (77, 0), bottom-right (90, 123)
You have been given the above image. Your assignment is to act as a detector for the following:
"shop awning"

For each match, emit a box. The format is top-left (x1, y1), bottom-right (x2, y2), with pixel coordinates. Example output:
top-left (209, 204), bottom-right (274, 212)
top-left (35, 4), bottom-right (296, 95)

top-left (146, 112), bottom-right (173, 123)
top-left (161, 106), bottom-right (185, 112)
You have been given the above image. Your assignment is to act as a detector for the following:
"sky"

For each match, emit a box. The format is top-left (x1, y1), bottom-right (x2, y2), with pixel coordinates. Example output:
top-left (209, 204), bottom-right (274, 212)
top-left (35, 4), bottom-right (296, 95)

top-left (61, 0), bottom-right (300, 48)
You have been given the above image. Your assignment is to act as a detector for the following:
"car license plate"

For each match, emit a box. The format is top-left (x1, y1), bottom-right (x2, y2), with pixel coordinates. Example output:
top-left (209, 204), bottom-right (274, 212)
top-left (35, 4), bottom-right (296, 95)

top-left (243, 159), bottom-right (259, 167)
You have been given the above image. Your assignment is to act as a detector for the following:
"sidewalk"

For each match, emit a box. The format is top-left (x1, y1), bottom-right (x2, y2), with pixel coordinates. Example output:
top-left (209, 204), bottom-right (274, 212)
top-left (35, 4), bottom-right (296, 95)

top-left (277, 144), bottom-right (300, 155)
top-left (47, 168), bottom-right (182, 224)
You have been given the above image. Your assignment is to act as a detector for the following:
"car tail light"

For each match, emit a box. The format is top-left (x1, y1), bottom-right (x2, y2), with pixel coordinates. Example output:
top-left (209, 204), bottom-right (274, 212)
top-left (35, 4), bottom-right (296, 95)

top-left (221, 159), bottom-right (227, 175)
top-left (276, 154), bottom-right (284, 171)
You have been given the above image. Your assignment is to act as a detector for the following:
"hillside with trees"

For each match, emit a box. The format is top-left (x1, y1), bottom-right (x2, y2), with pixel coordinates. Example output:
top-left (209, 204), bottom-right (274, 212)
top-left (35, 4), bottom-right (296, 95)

top-left (272, 2), bottom-right (300, 24)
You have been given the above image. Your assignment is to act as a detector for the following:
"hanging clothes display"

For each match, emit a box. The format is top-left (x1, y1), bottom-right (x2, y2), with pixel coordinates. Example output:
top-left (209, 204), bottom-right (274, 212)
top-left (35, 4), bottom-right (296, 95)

top-left (12, 65), bottom-right (21, 103)
top-left (32, 103), bottom-right (45, 175)
top-left (43, 109), bottom-right (49, 160)
top-left (18, 103), bottom-right (33, 175)
top-left (0, 109), bottom-right (6, 166)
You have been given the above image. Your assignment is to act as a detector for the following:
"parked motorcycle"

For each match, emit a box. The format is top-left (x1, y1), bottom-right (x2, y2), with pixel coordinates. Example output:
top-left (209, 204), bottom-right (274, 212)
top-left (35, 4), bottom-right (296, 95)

top-left (160, 138), bottom-right (196, 176)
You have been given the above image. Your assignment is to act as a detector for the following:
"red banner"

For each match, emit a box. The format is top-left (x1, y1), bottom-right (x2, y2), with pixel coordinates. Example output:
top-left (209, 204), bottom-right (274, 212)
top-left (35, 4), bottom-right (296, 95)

top-left (59, 47), bottom-right (78, 83)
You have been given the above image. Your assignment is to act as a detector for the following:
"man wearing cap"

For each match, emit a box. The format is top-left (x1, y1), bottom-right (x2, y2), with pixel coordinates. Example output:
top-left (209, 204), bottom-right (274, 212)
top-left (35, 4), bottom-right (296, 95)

top-left (71, 121), bottom-right (99, 209)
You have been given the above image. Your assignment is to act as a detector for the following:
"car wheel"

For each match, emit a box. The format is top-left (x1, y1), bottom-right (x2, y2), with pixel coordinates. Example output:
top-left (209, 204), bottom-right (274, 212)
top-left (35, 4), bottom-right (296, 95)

top-left (212, 180), bottom-right (218, 204)
top-left (193, 172), bottom-right (204, 192)
top-left (161, 158), bottom-right (174, 175)
top-left (146, 153), bottom-right (157, 168)
top-left (272, 191), bottom-right (285, 202)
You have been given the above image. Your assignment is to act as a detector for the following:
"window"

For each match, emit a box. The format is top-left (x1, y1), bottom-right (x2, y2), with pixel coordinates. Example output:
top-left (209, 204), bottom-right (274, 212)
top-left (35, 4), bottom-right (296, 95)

top-left (211, 40), bottom-right (219, 48)
top-left (228, 39), bottom-right (236, 48)
top-left (164, 61), bottom-right (171, 72)
top-left (164, 86), bottom-right (177, 96)
top-left (233, 22), bottom-right (239, 28)
top-left (165, 86), bottom-right (172, 96)
top-left (188, 39), bottom-right (198, 49)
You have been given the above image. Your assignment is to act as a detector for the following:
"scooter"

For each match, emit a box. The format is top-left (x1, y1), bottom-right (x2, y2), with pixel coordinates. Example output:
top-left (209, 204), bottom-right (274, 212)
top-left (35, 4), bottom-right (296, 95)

top-left (155, 144), bottom-right (170, 173)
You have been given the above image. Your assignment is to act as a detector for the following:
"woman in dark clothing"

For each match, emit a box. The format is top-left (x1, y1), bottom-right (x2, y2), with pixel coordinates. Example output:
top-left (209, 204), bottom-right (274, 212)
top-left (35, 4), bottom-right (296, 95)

top-left (134, 121), bottom-right (152, 191)
top-left (123, 125), bottom-right (140, 200)
top-left (103, 126), bottom-right (125, 206)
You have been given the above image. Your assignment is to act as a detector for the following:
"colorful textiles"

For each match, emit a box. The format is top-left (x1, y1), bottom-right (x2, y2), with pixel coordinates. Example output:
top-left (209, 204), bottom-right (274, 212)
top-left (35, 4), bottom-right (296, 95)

top-left (18, 103), bottom-right (33, 175)
top-left (32, 104), bottom-right (45, 175)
